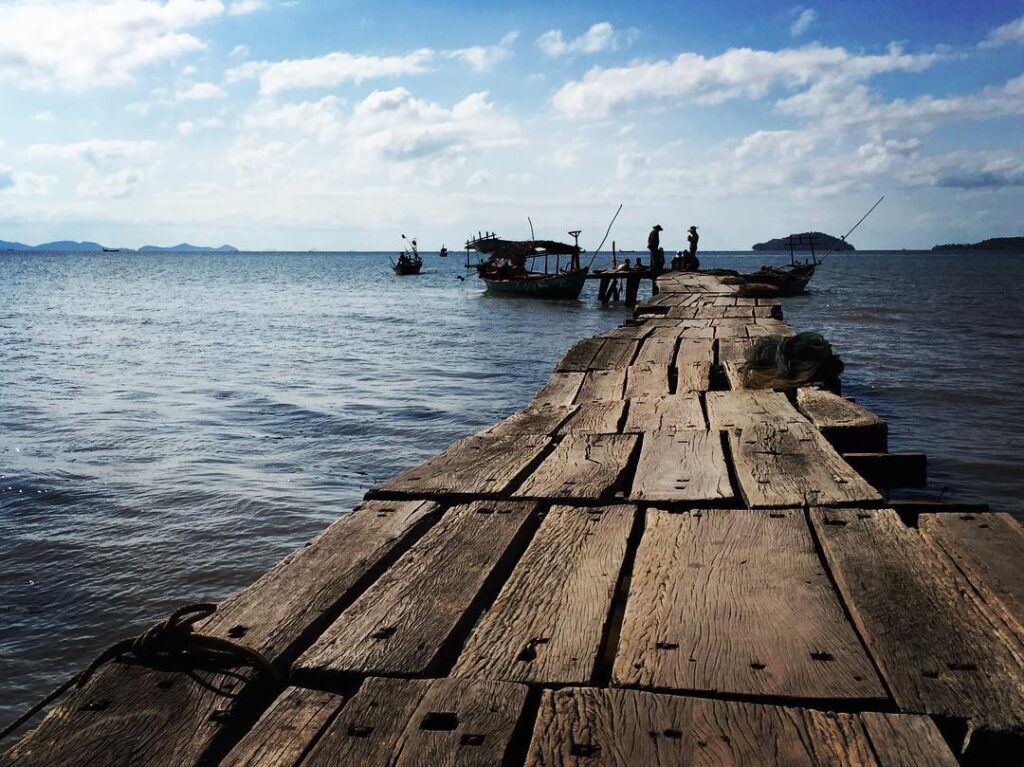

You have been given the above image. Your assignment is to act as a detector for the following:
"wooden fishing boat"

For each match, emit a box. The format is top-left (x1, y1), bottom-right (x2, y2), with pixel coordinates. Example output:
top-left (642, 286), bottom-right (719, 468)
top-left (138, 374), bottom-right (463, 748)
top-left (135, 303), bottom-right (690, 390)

top-left (392, 235), bottom-right (422, 275)
top-left (481, 266), bottom-right (590, 298)
top-left (466, 230), bottom-right (588, 300)
top-left (747, 263), bottom-right (816, 296)
top-left (439, 245), bottom-right (448, 258)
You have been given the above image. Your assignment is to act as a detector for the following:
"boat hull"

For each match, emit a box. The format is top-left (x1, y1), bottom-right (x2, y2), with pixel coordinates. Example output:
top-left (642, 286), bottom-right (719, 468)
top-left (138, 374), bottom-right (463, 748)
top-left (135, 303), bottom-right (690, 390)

top-left (481, 268), bottom-right (589, 299)
top-left (393, 261), bottom-right (422, 275)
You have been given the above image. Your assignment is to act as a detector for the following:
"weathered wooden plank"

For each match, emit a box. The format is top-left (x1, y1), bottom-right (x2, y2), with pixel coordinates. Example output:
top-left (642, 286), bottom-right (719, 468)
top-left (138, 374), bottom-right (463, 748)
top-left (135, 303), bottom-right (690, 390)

top-left (723, 305), bottom-right (756, 319)
top-left (623, 364), bottom-right (670, 399)
top-left (665, 304), bottom-right (699, 319)
top-left (515, 434), bottom-right (639, 502)
top-left (860, 712), bottom-right (959, 767)
top-left (295, 500), bottom-right (535, 679)
top-left (729, 423), bottom-right (881, 508)
top-left (695, 304), bottom-right (730, 319)
top-left (843, 452), bottom-right (927, 488)
top-left (920, 512), bottom-right (1024, 645)
top-left (555, 338), bottom-right (605, 372)
top-left (751, 319), bottom-right (796, 336)
top-left (301, 677), bottom-right (528, 767)
top-left (623, 393), bottom-right (704, 434)
top-left (575, 369), bottom-right (626, 402)
top-left (599, 324), bottom-right (654, 341)
top-left (633, 335), bottom-right (677, 367)
top-left (713, 322), bottom-right (751, 339)
top-left (629, 431), bottom-right (733, 504)
top-left (485, 405), bottom-right (577, 437)
top-left (221, 687), bottom-right (344, 767)
top-left (674, 361), bottom-right (711, 392)
top-left (718, 337), bottom-right (755, 364)
top-left (368, 434), bottom-right (549, 498)
top-left (452, 504), bottom-right (633, 685)
top-left (0, 500), bottom-right (439, 767)
top-left (673, 337), bottom-right (713, 366)
top-left (811, 508), bottom-right (1024, 736)
top-left (796, 388), bottom-right (888, 453)
top-left (706, 389), bottom-right (808, 430)
top-left (557, 401), bottom-right (625, 435)
top-left (530, 372), bottom-right (585, 407)
top-left (590, 338), bottom-right (639, 370)
top-left (753, 304), bottom-right (783, 319)
top-left (613, 509), bottom-right (886, 701)
top-left (526, 687), bottom-right (887, 766)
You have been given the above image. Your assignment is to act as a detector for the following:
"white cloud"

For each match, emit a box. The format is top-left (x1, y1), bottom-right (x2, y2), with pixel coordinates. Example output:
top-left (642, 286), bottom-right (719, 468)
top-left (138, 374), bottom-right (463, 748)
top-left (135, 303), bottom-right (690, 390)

top-left (552, 43), bottom-right (941, 118)
top-left (243, 96), bottom-right (344, 142)
top-left (536, 22), bottom-right (636, 58)
top-left (26, 139), bottom-right (161, 166)
top-left (0, 167), bottom-right (56, 196)
top-left (77, 167), bottom-right (145, 198)
top-left (177, 120), bottom-right (195, 135)
top-left (446, 32), bottom-right (518, 73)
top-left (231, 49), bottom-right (434, 95)
top-left (227, 0), bottom-right (264, 15)
top-left (981, 15), bottom-right (1024, 47)
top-left (176, 81), bottom-right (226, 100)
top-left (230, 44), bottom-right (251, 58)
top-left (33, 111), bottom-right (56, 123)
top-left (616, 151), bottom-right (647, 180)
top-left (466, 170), bottom-right (489, 187)
top-left (0, 0), bottom-right (225, 89)
top-left (790, 8), bottom-right (817, 37)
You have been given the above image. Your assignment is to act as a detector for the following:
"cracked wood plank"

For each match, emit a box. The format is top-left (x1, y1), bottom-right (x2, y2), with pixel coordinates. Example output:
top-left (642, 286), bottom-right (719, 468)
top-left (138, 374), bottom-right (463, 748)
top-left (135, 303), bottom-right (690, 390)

top-left (452, 504), bottom-right (633, 685)
top-left (811, 508), bottom-right (1024, 737)
top-left (675, 362), bottom-right (712, 393)
top-left (633, 335), bottom-right (677, 367)
top-left (706, 390), bottom-right (809, 430)
top-left (860, 712), bottom-right (959, 767)
top-left (367, 434), bottom-right (550, 498)
top-left (294, 500), bottom-right (535, 679)
top-left (557, 401), bottom-right (625, 435)
top-left (515, 434), bottom-right (639, 502)
top-left (673, 337), bottom-right (713, 366)
top-left (623, 364), bottom-right (670, 399)
top-left (629, 431), bottom-right (733, 504)
top-left (623, 394), bottom-right (704, 434)
top-left (613, 509), bottom-right (886, 702)
top-left (556, 338), bottom-right (605, 372)
top-left (485, 405), bottom-right (577, 437)
top-left (796, 388), bottom-right (888, 453)
top-left (530, 372), bottom-right (585, 407)
top-left (590, 339), bottom-right (640, 370)
top-left (728, 422), bottom-right (881, 508)
top-left (575, 369), bottom-right (627, 402)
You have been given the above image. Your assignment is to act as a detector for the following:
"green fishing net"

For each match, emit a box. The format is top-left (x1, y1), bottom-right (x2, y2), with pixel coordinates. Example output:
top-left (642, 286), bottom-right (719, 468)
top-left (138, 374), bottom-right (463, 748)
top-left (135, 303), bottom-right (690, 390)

top-left (741, 332), bottom-right (844, 390)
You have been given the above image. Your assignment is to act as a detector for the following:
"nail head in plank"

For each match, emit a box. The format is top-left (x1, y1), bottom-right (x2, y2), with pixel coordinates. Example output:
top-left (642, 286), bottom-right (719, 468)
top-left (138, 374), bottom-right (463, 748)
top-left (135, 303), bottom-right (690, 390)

top-left (728, 423), bottom-right (881, 508)
top-left (557, 401), bottom-right (625, 435)
top-left (613, 509), bottom-right (886, 701)
top-left (629, 431), bottom-right (733, 504)
top-left (452, 504), bottom-right (634, 685)
top-left (811, 508), bottom-right (1024, 736)
top-left (294, 500), bottom-right (535, 678)
top-left (515, 433), bottom-right (639, 501)
top-left (674, 362), bottom-right (712, 393)
top-left (623, 393), bottom-right (705, 434)
top-left (575, 369), bottom-right (627, 402)
top-left (796, 387), bottom-right (888, 453)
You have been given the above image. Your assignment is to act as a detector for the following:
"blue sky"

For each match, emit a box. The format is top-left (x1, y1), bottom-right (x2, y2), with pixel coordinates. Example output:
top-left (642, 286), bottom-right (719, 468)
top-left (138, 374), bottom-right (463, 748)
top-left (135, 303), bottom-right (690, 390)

top-left (1, 0), bottom-right (1022, 250)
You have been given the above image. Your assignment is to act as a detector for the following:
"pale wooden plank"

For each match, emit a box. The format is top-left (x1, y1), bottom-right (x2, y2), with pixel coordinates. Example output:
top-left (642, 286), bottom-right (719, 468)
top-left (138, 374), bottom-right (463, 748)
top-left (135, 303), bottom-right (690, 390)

top-left (796, 388), bottom-right (888, 453)
top-left (575, 369), bottom-right (626, 402)
top-left (695, 304), bottom-right (730, 319)
top-left (623, 393), bottom-right (704, 434)
top-left (674, 337), bottom-right (713, 366)
top-left (485, 404), bottom-right (577, 437)
top-left (368, 434), bottom-right (549, 498)
top-left (665, 305), bottom-right (698, 319)
top-left (706, 389), bottom-right (808, 430)
top-left (530, 372), bottom-right (584, 407)
top-left (613, 509), bottom-right (886, 701)
top-left (623, 364), bottom-right (670, 399)
top-left (599, 324), bottom-right (654, 341)
top-left (452, 504), bottom-right (633, 685)
top-left (556, 338), bottom-right (605, 372)
top-left (674, 361), bottom-right (711, 392)
top-left (633, 335), bottom-right (677, 367)
top-left (515, 434), bottom-right (639, 501)
top-left (0, 500), bottom-right (438, 767)
top-left (728, 423), bottom-right (881, 508)
top-left (525, 687), bottom-right (880, 766)
top-left (295, 500), bottom-right (535, 678)
top-left (302, 677), bottom-right (528, 767)
top-left (860, 712), bottom-right (959, 767)
top-left (919, 512), bottom-right (1024, 645)
top-left (629, 431), bottom-right (733, 504)
top-left (811, 508), bottom-right (1024, 736)
top-left (590, 338), bottom-right (639, 370)
top-left (557, 401), bottom-right (624, 435)
top-left (723, 305), bottom-right (756, 319)
top-left (221, 687), bottom-right (344, 767)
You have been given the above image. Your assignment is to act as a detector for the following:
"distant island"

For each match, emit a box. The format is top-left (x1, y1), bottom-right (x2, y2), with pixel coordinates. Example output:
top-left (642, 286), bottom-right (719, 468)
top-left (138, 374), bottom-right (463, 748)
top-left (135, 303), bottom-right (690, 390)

top-left (1, 239), bottom-right (104, 252)
top-left (138, 243), bottom-right (239, 253)
top-left (1, 239), bottom-right (239, 253)
top-left (752, 231), bottom-right (854, 252)
top-left (931, 236), bottom-right (1024, 252)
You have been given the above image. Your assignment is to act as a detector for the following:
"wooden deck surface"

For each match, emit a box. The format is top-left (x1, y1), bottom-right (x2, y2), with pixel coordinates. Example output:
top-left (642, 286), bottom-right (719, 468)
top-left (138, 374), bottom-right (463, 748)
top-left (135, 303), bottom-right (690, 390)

top-left (3, 270), bottom-right (1022, 766)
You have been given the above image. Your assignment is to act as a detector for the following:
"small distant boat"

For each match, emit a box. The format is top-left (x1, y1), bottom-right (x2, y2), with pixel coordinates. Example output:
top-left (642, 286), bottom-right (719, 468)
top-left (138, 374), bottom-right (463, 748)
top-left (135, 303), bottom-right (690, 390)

top-left (392, 234), bottom-right (422, 275)
top-left (439, 245), bottom-right (448, 258)
top-left (466, 230), bottom-right (589, 300)
top-left (102, 247), bottom-right (119, 253)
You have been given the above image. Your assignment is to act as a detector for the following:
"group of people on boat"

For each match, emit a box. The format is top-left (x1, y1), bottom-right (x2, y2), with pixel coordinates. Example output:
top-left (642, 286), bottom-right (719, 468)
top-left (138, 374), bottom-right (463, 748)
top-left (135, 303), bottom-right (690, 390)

top-left (648, 223), bottom-right (700, 273)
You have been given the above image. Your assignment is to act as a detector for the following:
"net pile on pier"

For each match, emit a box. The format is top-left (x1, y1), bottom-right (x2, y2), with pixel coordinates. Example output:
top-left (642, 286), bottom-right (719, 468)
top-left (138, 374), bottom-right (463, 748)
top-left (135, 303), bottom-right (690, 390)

top-left (741, 332), bottom-right (844, 390)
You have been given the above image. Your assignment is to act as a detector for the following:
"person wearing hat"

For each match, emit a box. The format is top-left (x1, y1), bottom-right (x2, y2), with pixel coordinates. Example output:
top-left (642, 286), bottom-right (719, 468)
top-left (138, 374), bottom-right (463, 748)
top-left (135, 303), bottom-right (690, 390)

top-left (687, 225), bottom-right (699, 259)
top-left (647, 224), bottom-right (663, 274)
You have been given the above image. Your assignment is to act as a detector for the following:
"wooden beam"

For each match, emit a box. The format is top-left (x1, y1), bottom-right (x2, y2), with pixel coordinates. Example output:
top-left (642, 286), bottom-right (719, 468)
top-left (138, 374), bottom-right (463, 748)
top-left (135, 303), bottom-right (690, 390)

top-left (796, 388), bottom-right (888, 453)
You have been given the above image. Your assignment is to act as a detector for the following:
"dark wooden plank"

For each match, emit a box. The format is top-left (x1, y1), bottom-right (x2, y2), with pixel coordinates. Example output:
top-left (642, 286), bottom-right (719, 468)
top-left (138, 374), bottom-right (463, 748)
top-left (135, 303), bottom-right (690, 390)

top-left (557, 401), bottom-right (625, 435)
top-left (629, 431), bottom-right (733, 504)
top-left (860, 712), bottom-right (959, 767)
top-left (0, 500), bottom-right (439, 767)
top-left (452, 504), bottom-right (633, 684)
top-left (302, 677), bottom-right (528, 767)
top-left (706, 390), bottom-right (808, 430)
top-left (485, 405), bottom-right (577, 437)
top-left (590, 338), bottom-right (639, 370)
top-left (665, 305), bottom-right (699, 320)
top-left (796, 388), bottom-right (888, 453)
top-left (294, 500), bottom-right (535, 679)
top-left (919, 512), bottom-right (1024, 644)
top-left (633, 335), bottom-right (677, 367)
top-left (718, 337), bottom-right (755, 364)
top-left (623, 364), bottom-right (670, 399)
top-left (515, 434), bottom-right (639, 502)
top-left (575, 369), bottom-right (626, 402)
top-left (623, 393), bottom-right (704, 434)
top-left (530, 372), bottom-right (585, 407)
top-left (674, 362), bottom-right (711, 392)
top-left (728, 423), bottom-right (882, 508)
top-left (555, 338), bottom-right (605, 372)
top-left (843, 452), bottom-right (927, 488)
top-left (723, 305), bottom-right (756, 319)
top-left (613, 509), bottom-right (886, 701)
top-left (220, 687), bottom-right (344, 767)
top-left (526, 687), bottom-right (880, 766)
top-left (368, 434), bottom-right (549, 498)
top-left (811, 508), bottom-right (1024, 736)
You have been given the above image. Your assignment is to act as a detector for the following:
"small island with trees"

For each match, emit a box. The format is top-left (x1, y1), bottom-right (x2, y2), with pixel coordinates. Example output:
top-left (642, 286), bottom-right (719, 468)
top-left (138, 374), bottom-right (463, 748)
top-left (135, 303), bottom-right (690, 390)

top-left (752, 231), bottom-right (854, 252)
top-left (931, 236), bottom-right (1024, 252)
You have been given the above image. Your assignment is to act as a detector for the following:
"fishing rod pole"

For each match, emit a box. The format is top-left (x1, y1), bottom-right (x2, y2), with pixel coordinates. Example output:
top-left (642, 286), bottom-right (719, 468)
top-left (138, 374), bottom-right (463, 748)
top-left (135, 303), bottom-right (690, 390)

top-left (819, 195), bottom-right (885, 264)
top-left (587, 203), bottom-right (624, 269)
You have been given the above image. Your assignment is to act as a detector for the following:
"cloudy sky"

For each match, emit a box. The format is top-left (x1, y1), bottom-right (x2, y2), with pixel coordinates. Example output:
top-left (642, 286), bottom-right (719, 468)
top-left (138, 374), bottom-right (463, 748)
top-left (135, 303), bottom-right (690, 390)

top-left (1, 0), bottom-right (1022, 250)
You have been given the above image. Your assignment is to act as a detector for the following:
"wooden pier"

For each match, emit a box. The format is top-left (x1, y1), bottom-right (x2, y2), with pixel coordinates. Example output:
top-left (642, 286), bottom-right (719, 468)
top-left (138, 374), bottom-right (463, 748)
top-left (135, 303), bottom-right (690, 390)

top-left (4, 272), bottom-right (1024, 766)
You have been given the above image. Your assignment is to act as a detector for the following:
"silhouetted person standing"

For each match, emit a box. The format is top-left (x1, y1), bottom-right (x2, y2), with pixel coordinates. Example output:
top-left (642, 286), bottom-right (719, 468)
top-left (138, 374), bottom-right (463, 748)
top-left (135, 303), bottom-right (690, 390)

top-left (647, 225), bottom-right (662, 269)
